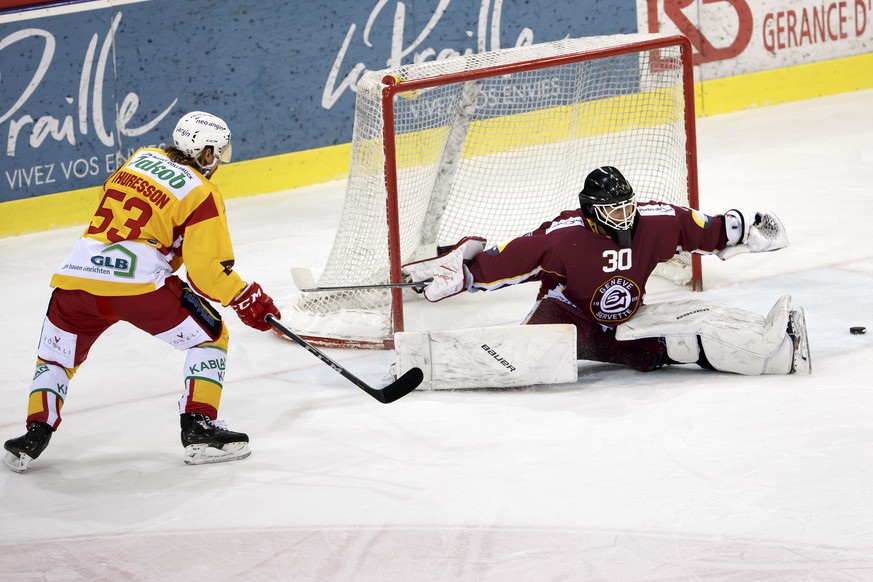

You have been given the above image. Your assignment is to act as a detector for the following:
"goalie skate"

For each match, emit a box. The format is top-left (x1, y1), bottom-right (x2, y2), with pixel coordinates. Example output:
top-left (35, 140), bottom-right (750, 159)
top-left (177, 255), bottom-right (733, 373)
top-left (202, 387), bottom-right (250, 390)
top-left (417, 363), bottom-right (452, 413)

top-left (180, 413), bottom-right (251, 465)
top-left (788, 308), bottom-right (812, 374)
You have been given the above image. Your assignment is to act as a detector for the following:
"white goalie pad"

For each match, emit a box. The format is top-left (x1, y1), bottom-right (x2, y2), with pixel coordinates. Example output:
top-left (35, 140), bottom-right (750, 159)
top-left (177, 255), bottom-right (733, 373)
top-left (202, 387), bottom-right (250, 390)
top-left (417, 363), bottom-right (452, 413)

top-left (393, 324), bottom-right (577, 390)
top-left (651, 253), bottom-right (692, 286)
top-left (616, 295), bottom-right (794, 375)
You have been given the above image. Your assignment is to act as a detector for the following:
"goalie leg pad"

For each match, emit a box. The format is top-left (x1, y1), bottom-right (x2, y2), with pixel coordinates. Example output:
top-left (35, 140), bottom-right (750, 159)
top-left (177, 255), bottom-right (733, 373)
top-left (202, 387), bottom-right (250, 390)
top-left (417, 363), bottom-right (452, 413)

top-left (617, 295), bottom-right (790, 352)
top-left (393, 324), bottom-right (577, 390)
top-left (699, 333), bottom-right (793, 375)
top-left (663, 335), bottom-right (700, 364)
top-left (617, 295), bottom-right (797, 375)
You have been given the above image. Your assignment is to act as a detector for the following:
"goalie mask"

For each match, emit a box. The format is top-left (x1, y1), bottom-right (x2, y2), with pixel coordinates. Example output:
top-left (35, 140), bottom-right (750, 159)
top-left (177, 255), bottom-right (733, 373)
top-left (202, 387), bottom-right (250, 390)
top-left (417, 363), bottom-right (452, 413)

top-left (172, 111), bottom-right (233, 178)
top-left (578, 166), bottom-right (637, 248)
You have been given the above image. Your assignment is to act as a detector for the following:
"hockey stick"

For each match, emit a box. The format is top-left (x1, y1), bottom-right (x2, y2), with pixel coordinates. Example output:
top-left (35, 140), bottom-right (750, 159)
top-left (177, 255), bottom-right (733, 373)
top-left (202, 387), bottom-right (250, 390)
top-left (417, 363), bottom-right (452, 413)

top-left (291, 267), bottom-right (430, 292)
top-left (265, 314), bottom-right (422, 404)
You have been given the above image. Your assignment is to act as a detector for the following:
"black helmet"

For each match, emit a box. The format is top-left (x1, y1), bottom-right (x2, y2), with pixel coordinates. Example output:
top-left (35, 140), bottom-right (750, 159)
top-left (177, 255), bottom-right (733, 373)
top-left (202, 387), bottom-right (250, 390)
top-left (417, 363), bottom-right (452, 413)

top-left (578, 166), bottom-right (637, 248)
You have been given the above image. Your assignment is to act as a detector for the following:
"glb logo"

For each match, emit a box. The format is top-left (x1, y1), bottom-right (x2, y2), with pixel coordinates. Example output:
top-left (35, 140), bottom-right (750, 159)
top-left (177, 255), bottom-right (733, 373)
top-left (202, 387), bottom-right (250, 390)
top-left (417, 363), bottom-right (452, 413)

top-left (91, 255), bottom-right (129, 269)
top-left (91, 243), bottom-right (137, 278)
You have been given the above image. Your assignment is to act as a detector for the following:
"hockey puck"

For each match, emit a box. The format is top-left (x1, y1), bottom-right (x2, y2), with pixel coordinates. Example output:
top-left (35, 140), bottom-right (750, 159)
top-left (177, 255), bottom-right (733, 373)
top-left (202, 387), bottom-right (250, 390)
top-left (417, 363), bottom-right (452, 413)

top-left (850, 326), bottom-right (866, 335)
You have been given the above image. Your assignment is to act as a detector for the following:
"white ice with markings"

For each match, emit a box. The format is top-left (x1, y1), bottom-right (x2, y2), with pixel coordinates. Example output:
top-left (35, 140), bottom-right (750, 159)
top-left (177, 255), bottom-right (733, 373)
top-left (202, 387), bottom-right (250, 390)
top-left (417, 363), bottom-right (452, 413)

top-left (1, 90), bottom-right (871, 581)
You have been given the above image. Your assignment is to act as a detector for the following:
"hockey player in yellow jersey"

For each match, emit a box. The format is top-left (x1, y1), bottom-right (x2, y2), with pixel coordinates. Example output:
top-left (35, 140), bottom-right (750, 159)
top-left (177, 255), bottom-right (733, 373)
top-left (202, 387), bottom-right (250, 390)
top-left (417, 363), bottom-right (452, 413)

top-left (4, 111), bottom-right (281, 472)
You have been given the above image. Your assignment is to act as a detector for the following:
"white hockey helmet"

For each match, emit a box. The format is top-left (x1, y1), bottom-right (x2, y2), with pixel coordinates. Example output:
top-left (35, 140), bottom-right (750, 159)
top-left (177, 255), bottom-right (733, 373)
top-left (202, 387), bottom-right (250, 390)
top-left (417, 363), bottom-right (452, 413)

top-left (172, 111), bottom-right (232, 176)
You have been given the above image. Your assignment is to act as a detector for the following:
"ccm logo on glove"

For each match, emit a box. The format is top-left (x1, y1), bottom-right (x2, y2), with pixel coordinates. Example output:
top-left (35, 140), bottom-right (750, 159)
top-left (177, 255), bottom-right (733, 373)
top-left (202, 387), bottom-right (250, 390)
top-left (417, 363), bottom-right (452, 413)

top-left (231, 282), bottom-right (280, 331)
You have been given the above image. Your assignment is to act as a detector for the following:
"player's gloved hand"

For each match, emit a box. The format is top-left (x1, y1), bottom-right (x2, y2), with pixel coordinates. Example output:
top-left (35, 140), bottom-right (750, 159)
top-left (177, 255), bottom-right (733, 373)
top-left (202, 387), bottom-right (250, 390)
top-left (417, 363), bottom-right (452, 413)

top-left (718, 209), bottom-right (789, 260)
top-left (402, 236), bottom-right (487, 302)
top-left (231, 282), bottom-right (281, 331)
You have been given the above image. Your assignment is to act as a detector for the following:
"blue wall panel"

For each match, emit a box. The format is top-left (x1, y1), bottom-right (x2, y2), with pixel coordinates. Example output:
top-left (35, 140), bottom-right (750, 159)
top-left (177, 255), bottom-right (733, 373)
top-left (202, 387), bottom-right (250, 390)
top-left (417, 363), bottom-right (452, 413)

top-left (0, 0), bottom-right (637, 201)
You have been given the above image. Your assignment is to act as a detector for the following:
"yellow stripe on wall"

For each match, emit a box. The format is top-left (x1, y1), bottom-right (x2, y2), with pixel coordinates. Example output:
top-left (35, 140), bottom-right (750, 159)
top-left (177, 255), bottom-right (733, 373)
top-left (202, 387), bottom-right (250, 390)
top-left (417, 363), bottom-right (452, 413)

top-left (0, 187), bottom-right (100, 238)
top-left (699, 52), bottom-right (873, 116)
top-left (219, 142), bottom-right (351, 199)
top-left (0, 143), bottom-right (351, 238)
top-left (392, 88), bottom-right (681, 168)
top-left (2, 53), bottom-right (871, 238)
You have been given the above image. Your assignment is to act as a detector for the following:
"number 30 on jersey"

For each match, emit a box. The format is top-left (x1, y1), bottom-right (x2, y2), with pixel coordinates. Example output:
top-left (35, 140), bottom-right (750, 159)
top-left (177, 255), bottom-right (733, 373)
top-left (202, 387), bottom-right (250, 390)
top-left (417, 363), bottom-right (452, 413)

top-left (602, 248), bottom-right (632, 272)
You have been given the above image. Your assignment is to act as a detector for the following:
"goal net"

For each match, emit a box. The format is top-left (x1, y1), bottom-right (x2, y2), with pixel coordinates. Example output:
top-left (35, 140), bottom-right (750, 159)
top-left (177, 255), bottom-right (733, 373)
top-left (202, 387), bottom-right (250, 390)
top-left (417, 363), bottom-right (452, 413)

top-left (288, 33), bottom-right (700, 349)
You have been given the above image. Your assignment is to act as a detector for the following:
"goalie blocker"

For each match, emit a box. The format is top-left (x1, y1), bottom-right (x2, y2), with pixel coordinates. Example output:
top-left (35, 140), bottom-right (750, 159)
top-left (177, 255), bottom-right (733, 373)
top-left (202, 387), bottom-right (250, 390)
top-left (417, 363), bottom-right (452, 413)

top-left (393, 324), bottom-right (577, 390)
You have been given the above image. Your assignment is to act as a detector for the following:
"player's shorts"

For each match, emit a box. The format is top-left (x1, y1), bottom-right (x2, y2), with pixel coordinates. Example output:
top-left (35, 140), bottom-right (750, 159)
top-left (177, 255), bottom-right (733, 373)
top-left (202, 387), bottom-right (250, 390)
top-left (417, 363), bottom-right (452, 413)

top-left (39, 276), bottom-right (224, 368)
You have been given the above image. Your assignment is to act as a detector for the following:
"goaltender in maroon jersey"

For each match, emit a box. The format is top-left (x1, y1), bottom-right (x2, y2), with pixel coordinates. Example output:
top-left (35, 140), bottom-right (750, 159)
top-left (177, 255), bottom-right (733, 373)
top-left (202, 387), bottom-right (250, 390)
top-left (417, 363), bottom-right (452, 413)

top-left (402, 166), bottom-right (809, 377)
top-left (470, 203), bottom-right (725, 327)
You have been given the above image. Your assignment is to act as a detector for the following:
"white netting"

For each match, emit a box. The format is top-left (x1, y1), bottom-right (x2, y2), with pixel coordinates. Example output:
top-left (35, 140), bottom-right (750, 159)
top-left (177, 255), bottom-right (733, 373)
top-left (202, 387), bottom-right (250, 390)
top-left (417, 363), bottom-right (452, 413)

top-left (288, 34), bottom-right (696, 347)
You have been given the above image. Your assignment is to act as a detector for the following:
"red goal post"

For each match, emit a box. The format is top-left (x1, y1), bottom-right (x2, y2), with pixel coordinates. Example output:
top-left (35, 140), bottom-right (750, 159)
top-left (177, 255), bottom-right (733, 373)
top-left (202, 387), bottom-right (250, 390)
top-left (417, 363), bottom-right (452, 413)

top-left (288, 33), bottom-right (701, 349)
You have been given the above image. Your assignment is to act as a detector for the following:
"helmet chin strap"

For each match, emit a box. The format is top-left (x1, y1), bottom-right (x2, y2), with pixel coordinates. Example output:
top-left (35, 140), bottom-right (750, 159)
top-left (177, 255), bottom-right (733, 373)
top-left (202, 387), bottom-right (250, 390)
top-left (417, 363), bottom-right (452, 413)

top-left (200, 158), bottom-right (220, 178)
top-left (195, 150), bottom-right (220, 178)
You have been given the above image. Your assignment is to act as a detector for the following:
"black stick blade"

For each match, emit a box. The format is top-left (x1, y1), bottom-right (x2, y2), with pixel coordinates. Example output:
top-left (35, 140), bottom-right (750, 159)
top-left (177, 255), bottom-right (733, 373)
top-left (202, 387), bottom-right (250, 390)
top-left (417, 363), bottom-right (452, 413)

top-left (376, 367), bottom-right (424, 404)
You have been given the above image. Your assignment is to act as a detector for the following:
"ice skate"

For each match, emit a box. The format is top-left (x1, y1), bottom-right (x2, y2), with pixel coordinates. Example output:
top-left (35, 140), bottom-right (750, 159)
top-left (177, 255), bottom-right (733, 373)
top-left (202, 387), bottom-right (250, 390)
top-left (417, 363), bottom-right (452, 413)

top-left (788, 307), bottom-right (812, 374)
top-left (180, 413), bottom-right (251, 465)
top-left (4, 421), bottom-right (53, 473)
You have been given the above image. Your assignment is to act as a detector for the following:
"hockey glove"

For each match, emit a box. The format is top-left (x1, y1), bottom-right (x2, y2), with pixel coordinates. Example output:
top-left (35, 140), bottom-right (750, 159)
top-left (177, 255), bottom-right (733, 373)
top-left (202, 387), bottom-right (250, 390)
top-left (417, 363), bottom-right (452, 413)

top-left (231, 282), bottom-right (281, 331)
top-left (401, 236), bottom-right (487, 302)
top-left (718, 209), bottom-right (789, 260)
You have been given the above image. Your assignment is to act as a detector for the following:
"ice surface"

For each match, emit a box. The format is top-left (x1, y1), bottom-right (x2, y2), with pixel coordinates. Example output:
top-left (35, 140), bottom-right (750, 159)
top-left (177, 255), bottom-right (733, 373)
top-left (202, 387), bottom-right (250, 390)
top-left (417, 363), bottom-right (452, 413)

top-left (1, 90), bottom-right (871, 581)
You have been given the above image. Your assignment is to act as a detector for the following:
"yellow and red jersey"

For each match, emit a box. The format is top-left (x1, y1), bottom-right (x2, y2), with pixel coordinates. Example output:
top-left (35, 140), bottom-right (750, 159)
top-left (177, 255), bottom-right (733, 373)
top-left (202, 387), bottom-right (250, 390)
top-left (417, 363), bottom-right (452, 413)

top-left (50, 148), bottom-right (246, 306)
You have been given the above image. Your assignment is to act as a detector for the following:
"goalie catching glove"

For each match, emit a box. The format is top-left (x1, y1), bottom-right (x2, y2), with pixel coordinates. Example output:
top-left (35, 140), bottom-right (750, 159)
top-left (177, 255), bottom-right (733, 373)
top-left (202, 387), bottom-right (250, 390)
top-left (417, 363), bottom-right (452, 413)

top-left (718, 209), bottom-right (789, 260)
top-left (401, 237), bottom-right (487, 302)
top-left (231, 282), bottom-right (281, 331)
